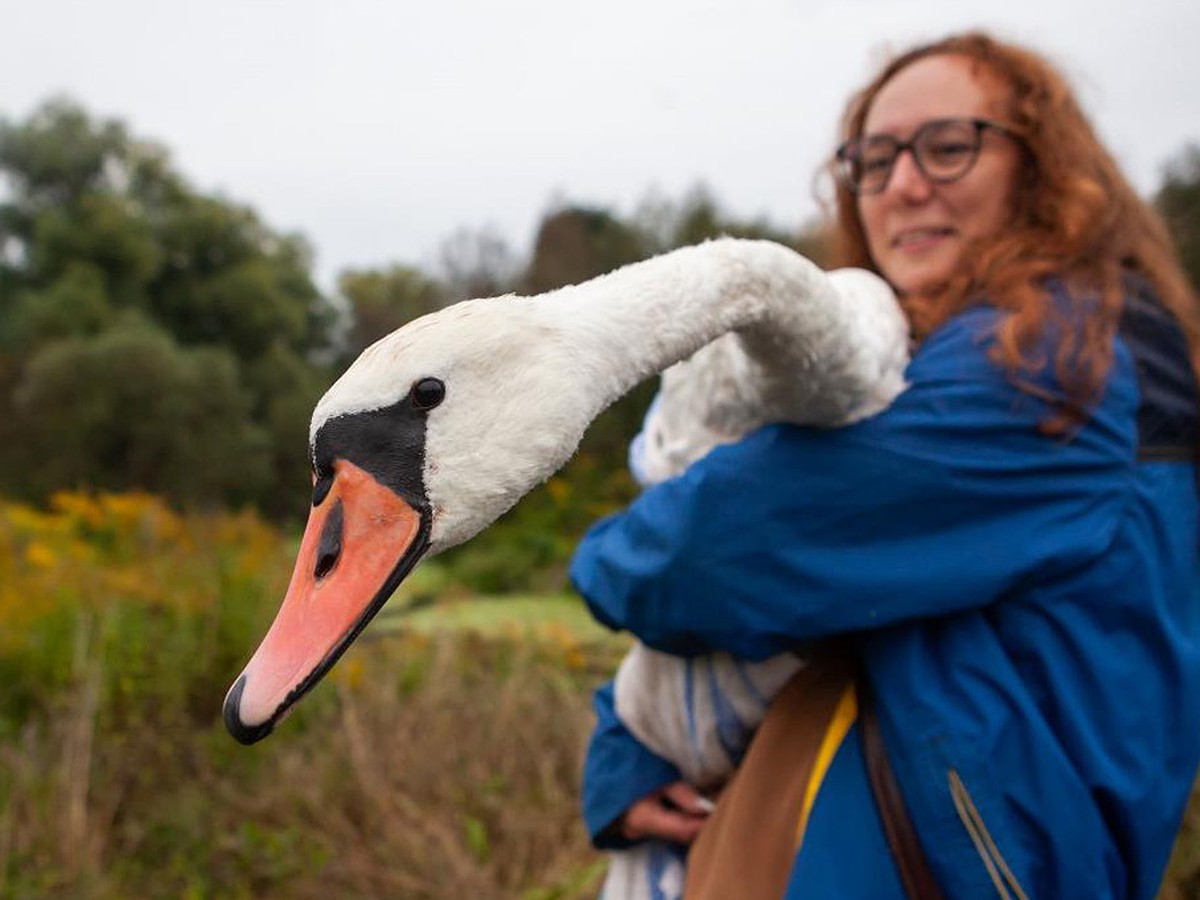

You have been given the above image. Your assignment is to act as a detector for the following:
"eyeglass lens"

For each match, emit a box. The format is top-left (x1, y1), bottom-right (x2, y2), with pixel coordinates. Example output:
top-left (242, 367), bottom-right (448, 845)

top-left (844, 119), bottom-right (984, 194)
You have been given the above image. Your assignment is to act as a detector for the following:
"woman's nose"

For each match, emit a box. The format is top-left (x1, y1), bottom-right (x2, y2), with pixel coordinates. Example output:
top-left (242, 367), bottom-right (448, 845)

top-left (886, 149), bottom-right (934, 202)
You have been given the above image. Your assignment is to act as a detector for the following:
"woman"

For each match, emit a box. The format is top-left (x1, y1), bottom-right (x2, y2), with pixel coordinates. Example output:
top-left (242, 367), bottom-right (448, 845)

top-left (574, 32), bottom-right (1200, 899)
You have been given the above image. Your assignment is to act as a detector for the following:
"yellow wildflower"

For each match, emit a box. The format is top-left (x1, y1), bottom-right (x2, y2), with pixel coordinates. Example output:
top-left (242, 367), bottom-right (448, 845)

top-left (24, 541), bottom-right (56, 570)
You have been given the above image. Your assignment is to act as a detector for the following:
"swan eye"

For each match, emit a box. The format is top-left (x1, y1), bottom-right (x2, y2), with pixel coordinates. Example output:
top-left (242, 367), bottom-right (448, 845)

top-left (410, 377), bottom-right (446, 410)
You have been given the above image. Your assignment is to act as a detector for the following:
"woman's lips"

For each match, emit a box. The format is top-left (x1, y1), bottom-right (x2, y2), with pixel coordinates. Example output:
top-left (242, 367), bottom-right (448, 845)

top-left (892, 227), bottom-right (955, 252)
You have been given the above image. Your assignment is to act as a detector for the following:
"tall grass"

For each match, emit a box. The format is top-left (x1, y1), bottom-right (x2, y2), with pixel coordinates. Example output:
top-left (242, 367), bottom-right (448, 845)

top-left (0, 491), bottom-right (1197, 898)
top-left (0, 493), bottom-right (610, 899)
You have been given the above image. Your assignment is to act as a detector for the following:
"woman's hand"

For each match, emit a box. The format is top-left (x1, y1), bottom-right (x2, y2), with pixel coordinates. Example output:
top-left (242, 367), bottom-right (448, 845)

top-left (620, 780), bottom-right (714, 844)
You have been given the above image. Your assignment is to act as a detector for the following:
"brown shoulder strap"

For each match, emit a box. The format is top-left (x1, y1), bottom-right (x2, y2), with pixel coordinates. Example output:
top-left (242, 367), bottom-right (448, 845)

top-left (684, 656), bottom-right (853, 900)
top-left (859, 675), bottom-right (946, 900)
top-left (684, 658), bottom-right (944, 900)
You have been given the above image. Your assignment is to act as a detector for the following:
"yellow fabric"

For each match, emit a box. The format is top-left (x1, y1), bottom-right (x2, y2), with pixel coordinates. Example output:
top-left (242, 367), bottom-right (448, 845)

top-left (794, 684), bottom-right (858, 848)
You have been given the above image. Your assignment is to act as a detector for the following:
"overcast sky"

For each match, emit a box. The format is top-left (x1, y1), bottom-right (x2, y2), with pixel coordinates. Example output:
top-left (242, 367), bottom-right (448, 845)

top-left (3, 0), bottom-right (1197, 289)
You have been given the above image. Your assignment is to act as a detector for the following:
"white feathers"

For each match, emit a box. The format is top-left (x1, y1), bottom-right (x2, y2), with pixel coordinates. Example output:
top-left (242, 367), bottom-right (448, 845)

top-left (312, 238), bottom-right (909, 555)
top-left (632, 266), bottom-right (907, 482)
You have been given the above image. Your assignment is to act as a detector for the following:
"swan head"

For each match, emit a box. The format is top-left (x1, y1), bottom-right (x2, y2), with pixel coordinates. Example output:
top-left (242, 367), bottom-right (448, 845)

top-left (220, 242), bottom-right (911, 744)
top-left (223, 296), bottom-right (599, 744)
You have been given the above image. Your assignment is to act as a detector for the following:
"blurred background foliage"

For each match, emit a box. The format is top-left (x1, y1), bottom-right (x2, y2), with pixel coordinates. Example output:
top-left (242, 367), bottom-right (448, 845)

top-left (1, 98), bottom-right (1199, 897)
top-left (0, 97), bottom-right (845, 593)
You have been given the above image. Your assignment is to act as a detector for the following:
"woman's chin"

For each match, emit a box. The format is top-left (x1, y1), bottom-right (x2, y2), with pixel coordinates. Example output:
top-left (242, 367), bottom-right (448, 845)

top-left (884, 260), bottom-right (958, 298)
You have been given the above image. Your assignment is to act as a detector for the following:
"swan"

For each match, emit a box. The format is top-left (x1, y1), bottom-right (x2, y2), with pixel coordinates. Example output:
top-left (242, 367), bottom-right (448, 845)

top-left (612, 266), bottom-right (909, 786)
top-left (222, 237), bottom-right (909, 745)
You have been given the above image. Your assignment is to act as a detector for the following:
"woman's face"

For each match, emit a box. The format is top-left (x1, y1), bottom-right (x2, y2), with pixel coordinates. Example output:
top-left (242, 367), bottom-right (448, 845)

top-left (858, 54), bottom-right (1024, 295)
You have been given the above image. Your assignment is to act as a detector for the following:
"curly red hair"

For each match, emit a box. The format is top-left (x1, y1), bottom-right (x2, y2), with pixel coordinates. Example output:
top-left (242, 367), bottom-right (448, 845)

top-left (828, 32), bottom-right (1199, 431)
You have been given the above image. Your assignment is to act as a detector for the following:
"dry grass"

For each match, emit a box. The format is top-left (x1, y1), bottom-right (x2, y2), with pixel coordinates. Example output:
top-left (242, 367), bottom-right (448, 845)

top-left (251, 635), bottom-right (608, 900)
top-left (0, 492), bottom-right (612, 899)
top-left (1, 630), bottom-right (612, 900)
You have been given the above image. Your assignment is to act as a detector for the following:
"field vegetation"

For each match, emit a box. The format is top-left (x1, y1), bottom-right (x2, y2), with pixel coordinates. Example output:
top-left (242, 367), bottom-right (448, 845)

top-left (0, 492), bottom-right (629, 899)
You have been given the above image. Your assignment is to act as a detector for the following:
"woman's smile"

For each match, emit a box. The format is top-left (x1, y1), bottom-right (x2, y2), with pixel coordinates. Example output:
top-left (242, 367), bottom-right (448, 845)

top-left (891, 226), bottom-right (956, 252)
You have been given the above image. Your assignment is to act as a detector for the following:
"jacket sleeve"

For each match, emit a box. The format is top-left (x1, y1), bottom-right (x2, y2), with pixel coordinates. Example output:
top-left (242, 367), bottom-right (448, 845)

top-left (570, 307), bottom-right (1137, 660)
top-left (582, 680), bottom-right (683, 849)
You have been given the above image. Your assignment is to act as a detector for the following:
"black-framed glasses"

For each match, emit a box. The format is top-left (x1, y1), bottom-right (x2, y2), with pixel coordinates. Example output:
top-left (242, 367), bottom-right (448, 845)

top-left (835, 117), bottom-right (1019, 195)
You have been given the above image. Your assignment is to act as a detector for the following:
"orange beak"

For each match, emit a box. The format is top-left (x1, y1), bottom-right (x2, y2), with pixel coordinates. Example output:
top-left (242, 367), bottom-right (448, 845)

top-left (223, 459), bottom-right (429, 744)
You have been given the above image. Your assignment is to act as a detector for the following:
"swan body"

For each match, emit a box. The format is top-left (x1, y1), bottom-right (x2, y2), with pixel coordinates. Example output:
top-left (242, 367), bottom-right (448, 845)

top-left (224, 238), bottom-right (909, 744)
top-left (612, 268), bottom-right (907, 785)
top-left (629, 267), bottom-right (903, 483)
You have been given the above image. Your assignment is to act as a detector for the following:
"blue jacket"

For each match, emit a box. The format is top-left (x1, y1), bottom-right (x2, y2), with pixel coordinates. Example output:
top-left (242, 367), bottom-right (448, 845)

top-left (572, 291), bottom-right (1200, 898)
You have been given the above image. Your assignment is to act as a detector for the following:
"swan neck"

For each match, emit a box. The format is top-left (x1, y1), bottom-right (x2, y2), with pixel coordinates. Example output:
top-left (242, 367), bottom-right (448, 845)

top-left (538, 239), bottom-right (820, 413)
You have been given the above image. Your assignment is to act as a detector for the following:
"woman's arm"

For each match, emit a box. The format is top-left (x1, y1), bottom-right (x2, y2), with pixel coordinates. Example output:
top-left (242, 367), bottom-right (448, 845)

top-left (582, 680), bottom-right (694, 848)
top-left (571, 307), bottom-right (1136, 659)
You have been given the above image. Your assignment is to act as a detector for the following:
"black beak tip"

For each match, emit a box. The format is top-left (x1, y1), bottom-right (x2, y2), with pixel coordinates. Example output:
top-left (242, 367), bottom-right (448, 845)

top-left (223, 674), bottom-right (275, 746)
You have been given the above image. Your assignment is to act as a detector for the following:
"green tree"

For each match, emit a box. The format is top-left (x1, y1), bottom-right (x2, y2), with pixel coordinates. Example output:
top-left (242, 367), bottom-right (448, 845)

top-left (10, 320), bottom-right (270, 505)
top-left (438, 225), bottom-right (517, 302)
top-left (147, 193), bottom-right (330, 359)
top-left (242, 339), bottom-right (330, 519)
top-left (524, 206), bottom-right (648, 294)
top-left (1157, 144), bottom-right (1200, 291)
top-left (0, 98), bottom-right (335, 511)
top-left (4, 262), bottom-right (113, 346)
top-left (0, 98), bottom-right (131, 206)
top-left (336, 265), bottom-right (447, 360)
top-left (634, 183), bottom-right (828, 262)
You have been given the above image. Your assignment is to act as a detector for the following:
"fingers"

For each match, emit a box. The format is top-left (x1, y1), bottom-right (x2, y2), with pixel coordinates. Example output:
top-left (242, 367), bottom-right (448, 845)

top-left (621, 781), bottom-right (713, 844)
top-left (623, 800), bottom-right (707, 844)
top-left (662, 781), bottom-right (716, 815)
